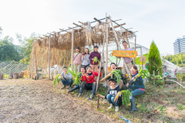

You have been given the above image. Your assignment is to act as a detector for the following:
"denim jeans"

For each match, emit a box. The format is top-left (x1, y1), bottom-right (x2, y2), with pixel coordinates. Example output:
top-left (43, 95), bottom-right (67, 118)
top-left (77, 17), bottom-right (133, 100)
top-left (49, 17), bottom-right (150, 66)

top-left (61, 78), bottom-right (73, 86)
top-left (106, 94), bottom-right (120, 106)
top-left (79, 82), bottom-right (97, 95)
top-left (131, 89), bottom-right (144, 100)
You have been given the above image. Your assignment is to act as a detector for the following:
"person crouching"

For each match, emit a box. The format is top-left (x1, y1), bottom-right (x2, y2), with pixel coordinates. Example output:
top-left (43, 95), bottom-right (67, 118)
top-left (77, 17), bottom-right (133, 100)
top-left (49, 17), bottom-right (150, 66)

top-left (59, 67), bottom-right (73, 89)
top-left (98, 79), bottom-right (122, 112)
top-left (78, 66), bottom-right (102, 99)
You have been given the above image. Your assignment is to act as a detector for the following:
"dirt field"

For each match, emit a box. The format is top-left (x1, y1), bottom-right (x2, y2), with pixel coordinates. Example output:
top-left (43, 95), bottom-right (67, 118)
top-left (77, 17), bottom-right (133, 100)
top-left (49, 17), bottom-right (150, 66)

top-left (0, 79), bottom-right (119, 123)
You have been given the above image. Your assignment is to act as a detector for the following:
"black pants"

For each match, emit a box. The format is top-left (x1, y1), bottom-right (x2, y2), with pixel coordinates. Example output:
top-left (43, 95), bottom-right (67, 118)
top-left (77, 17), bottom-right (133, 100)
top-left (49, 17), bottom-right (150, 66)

top-left (79, 81), bottom-right (97, 95)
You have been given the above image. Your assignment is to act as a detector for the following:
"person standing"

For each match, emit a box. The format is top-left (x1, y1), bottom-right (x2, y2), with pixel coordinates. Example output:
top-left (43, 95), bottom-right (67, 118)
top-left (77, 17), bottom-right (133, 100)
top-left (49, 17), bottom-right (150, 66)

top-left (73, 47), bottom-right (82, 73)
top-left (121, 41), bottom-right (133, 78)
top-left (81, 48), bottom-right (90, 70)
top-left (89, 46), bottom-right (101, 72)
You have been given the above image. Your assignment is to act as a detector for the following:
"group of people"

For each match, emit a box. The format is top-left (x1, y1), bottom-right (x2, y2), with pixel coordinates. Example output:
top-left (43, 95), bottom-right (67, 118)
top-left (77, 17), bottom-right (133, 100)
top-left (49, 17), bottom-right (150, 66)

top-left (59, 41), bottom-right (145, 112)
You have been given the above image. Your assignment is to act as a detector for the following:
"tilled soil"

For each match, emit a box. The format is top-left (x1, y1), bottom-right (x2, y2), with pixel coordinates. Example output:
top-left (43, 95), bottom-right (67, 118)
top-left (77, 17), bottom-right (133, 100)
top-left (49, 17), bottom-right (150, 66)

top-left (0, 79), bottom-right (118, 123)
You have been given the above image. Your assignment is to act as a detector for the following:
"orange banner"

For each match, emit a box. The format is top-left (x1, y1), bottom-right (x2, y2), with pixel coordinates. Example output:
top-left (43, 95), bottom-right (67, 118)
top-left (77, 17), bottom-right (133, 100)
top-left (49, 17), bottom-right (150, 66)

top-left (112, 50), bottom-right (137, 58)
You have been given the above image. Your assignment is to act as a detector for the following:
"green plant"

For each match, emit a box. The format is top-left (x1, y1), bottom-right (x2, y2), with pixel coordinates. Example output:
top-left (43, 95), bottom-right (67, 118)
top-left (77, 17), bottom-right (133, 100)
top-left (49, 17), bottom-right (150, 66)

top-left (53, 74), bottom-right (60, 86)
top-left (177, 104), bottom-right (184, 110)
top-left (138, 103), bottom-right (147, 113)
top-left (67, 67), bottom-right (81, 85)
top-left (148, 41), bottom-right (162, 75)
top-left (93, 57), bottom-right (100, 64)
top-left (121, 90), bottom-right (131, 106)
top-left (111, 69), bottom-right (122, 83)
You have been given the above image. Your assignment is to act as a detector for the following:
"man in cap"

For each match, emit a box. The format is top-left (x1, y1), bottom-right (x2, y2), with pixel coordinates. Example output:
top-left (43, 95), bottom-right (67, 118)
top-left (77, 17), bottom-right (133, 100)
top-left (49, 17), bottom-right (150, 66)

top-left (89, 45), bottom-right (101, 72)
top-left (119, 41), bottom-right (133, 78)
top-left (73, 47), bottom-right (82, 73)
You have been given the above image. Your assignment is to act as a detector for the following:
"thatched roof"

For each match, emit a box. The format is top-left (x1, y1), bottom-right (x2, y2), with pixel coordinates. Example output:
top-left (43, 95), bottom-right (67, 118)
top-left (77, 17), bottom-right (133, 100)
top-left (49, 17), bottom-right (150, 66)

top-left (33, 17), bottom-right (136, 51)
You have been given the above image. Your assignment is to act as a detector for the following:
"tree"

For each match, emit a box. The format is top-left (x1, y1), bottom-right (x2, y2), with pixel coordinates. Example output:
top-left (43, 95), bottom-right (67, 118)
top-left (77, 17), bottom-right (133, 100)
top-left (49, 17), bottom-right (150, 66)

top-left (0, 36), bottom-right (21, 61)
top-left (16, 33), bottom-right (39, 64)
top-left (148, 41), bottom-right (162, 75)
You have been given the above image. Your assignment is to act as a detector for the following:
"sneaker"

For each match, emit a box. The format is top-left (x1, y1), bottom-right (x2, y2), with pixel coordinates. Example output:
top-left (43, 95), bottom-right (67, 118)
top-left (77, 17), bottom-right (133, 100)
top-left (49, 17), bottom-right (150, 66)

top-left (61, 85), bottom-right (65, 89)
top-left (78, 93), bottom-right (82, 98)
top-left (89, 94), bottom-right (94, 99)
top-left (108, 104), bottom-right (113, 109)
top-left (115, 106), bottom-right (119, 112)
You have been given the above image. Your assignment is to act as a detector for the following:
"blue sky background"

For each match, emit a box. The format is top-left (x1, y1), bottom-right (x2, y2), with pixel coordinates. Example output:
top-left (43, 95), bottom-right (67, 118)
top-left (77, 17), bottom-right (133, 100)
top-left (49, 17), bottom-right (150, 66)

top-left (0, 0), bottom-right (184, 55)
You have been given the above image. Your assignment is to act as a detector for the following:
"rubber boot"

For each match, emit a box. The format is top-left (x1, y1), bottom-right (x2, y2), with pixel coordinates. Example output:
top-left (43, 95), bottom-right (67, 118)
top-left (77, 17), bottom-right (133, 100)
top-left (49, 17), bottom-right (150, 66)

top-left (68, 85), bottom-right (80, 93)
top-left (129, 98), bottom-right (137, 113)
top-left (61, 85), bottom-right (65, 89)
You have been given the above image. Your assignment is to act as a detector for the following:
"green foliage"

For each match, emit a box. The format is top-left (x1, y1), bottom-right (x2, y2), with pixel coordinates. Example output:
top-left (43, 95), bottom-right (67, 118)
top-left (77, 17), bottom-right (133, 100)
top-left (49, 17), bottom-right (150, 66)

top-left (68, 67), bottom-right (81, 85)
top-left (148, 41), bottom-right (162, 75)
top-left (135, 53), bottom-right (149, 65)
top-left (121, 90), bottom-right (131, 106)
top-left (111, 69), bottom-right (122, 83)
top-left (138, 67), bottom-right (150, 78)
top-left (16, 33), bottom-right (39, 64)
top-left (0, 36), bottom-right (21, 61)
top-left (163, 53), bottom-right (185, 67)
top-left (53, 74), bottom-right (60, 86)
top-left (177, 104), bottom-right (184, 110)
top-left (93, 57), bottom-right (100, 64)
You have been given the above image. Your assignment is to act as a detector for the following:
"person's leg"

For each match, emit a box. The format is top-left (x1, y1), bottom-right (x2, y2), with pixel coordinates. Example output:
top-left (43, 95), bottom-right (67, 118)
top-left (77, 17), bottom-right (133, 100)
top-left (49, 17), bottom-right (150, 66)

top-left (91, 82), bottom-right (97, 95)
top-left (122, 63), bottom-right (127, 78)
top-left (131, 89), bottom-right (144, 100)
top-left (106, 94), bottom-right (112, 104)
top-left (119, 80), bottom-right (125, 90)
top-left (94, 65), bottom-right (99, 72)
top-left (61, 79), bottom-right (67, 89)
top-left (77, 64), bottom-right (81, 73)
top-left (105, 80), bottom-right (110, 88)
top-left (79, 81), bottom-right (86, 94)
top-left (111, 96), bottom-right (120, 111)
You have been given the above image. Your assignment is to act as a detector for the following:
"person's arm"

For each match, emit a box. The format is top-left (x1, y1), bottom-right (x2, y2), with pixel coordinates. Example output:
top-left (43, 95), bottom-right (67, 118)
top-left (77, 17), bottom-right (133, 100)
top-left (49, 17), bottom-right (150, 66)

top-left (94, 71), bottom-right (102, 77)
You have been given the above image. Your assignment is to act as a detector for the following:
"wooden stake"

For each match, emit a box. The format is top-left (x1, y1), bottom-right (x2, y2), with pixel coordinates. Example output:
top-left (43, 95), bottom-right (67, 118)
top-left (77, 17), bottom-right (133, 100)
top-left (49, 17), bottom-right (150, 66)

top-left (109, 17), bottom-right (131, 80)
top-left (48, 36), bottom-right (51, 80)
top-left (153, 71), bottom-right (155, 86)
top-left (31, 48), bottom-right (34, 79)
top-left (105, 13), bottom-right (108, 76)
top-left (71, 29), bottom-right (74, 68)
top-left (97, 92), bottom-right (100, 109)
top-left (134, 35), bottom-right (136, 64)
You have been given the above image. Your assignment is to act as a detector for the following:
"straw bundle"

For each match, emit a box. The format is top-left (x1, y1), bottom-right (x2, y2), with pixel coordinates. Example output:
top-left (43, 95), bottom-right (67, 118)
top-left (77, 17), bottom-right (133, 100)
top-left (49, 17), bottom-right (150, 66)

top-left (40, 37), bottom-right (47, 47)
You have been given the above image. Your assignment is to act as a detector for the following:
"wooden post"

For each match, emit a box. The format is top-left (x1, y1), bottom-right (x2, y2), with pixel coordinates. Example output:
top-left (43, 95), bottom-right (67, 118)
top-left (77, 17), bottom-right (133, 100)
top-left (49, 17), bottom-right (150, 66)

top-left (71, 29), bottom-right (74, 68)
top-left (153, 71), bottom-right (155, 86)
top-left (97, 92), bottom-right (100, 109)
top-left (134, 35), bottom-right (136, 64)
top-left (31, 48), bottom-right (34, 79)
top-left (105, 13), bottom-right (108, 76)
top-left (48, 36), bottom-right (51, 80)
top-left (109, 17), bottom-right (131, 80)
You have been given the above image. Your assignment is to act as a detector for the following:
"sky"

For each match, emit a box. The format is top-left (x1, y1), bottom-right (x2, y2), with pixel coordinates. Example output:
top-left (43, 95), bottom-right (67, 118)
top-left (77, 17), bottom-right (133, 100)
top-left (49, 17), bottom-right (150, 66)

top-left (0, 0), bottom-right (184, 55)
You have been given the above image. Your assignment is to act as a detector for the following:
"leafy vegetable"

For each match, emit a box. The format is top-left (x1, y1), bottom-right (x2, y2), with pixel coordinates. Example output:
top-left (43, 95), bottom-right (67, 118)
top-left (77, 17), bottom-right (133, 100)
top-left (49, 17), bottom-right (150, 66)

top-left (93, 57), bottom-right (100, 65)
top-left (121, 90), bottom-right (132, 106)
top-left (111, 69), bottom-right (122, 83)
top-left (53, 74), bottom-right (60, 86)
top-left (67, 67), bottom-right (81, 85)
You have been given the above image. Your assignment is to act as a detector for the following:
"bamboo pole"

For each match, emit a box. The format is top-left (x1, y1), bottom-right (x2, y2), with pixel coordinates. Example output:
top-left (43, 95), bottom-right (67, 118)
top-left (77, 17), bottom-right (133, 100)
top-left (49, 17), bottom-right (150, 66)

top-left (31, 49), bottom-right (34, 79)
top-left (48, 36), bottom-right (51, 80)
top-left (109, 18), bottom-right (131, 80)
top-left (71, 29), bottom-right (74, 68)
top-left (134, 35), bottom-right (136, 64)
top-left (105, 13), bottom-right (108, 76)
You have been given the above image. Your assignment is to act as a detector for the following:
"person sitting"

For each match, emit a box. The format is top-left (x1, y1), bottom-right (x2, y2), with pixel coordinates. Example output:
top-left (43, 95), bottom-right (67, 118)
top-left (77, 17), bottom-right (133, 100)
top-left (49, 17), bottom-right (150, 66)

top-left (104, 63), bottom-right (125, 90)
top-left (59, 67), bottom-right (73, 89)
top-left (78, 66), bottom-right (102, 99)
top-left (98, 79), bottom-right (122, 112)
top-left (126, 65), bottom-right (145, 113)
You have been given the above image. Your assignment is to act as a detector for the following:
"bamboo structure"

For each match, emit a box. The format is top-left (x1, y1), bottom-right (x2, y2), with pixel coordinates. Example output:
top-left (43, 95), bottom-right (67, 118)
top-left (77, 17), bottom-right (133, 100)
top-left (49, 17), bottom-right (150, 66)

top-left (30, 15), bottom-right (137, 81)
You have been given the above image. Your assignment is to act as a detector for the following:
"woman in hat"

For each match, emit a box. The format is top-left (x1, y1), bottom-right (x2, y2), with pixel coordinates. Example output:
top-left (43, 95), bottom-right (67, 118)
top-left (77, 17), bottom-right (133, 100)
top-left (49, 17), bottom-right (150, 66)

top-left (98, 79), bottom-right (122, 112)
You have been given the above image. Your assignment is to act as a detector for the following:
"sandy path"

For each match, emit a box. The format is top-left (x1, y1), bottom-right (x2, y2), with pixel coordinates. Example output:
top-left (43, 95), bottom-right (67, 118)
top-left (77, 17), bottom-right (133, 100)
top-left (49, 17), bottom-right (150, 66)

top-left (0, 79), bottom-right (118, 123)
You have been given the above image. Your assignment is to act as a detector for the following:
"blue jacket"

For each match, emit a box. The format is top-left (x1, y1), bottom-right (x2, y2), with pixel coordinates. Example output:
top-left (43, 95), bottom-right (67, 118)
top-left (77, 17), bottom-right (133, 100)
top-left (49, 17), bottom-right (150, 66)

top-left (128, 73), bottom-right (145, 90)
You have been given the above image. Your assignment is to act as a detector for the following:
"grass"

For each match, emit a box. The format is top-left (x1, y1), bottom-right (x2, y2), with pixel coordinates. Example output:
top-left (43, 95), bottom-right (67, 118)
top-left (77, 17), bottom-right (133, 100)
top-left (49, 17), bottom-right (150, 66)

top-left (52, 82), bottom-right (184, 123)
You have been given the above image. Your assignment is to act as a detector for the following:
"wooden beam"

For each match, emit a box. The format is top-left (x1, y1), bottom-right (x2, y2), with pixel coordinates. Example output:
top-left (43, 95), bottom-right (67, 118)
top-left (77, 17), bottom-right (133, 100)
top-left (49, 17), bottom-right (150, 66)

top-left (94, 18), bottom-right (102, 23)
top-left (113, 23), bottom-right (126, 28)
top-left (73, 23), bottom-right (81, 27)
top-left (71, 29), bottom-right (74, 68)
top-left (105, 13), bottom-right (108, 76)
top-left (48, 36), bottom-right (51, 80)
top-left (78, 21), bottom-right (84, 25)
top-left (114, 19), bottom-right (122, 22)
